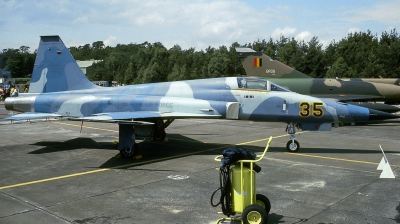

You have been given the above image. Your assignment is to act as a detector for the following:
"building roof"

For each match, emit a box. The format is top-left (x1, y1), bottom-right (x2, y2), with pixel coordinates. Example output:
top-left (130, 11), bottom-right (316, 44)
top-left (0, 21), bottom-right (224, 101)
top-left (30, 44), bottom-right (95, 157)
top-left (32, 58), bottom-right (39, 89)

top-left (76, 60), bottom-right (102, 68)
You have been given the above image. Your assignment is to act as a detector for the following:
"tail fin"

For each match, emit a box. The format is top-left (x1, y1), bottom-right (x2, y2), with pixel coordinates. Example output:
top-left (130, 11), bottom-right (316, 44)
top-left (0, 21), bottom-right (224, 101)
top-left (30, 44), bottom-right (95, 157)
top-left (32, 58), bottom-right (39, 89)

top-left (29, 36), bottom-right (99, 93)
top-left (235, 47), bottom-right (311, 78)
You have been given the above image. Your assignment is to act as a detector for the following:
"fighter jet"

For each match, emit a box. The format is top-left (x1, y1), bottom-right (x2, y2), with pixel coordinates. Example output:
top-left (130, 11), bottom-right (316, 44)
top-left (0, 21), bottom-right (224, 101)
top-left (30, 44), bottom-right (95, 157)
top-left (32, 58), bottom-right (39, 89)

top-left (4, 36), bottom-right (399, 155)
top-left (236, 47), bottom-right (400, 113)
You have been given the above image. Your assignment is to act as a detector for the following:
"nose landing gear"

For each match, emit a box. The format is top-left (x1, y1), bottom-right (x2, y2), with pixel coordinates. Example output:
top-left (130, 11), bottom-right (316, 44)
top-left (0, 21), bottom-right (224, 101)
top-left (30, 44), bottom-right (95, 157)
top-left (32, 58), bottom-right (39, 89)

top-left (286, 122), bottom-right (300, 153)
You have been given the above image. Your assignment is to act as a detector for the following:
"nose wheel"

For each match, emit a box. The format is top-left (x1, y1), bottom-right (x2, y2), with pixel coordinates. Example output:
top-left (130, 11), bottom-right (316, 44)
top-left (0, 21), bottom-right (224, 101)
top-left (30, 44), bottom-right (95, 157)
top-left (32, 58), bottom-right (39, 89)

top-left (286, 139), bottom-right (300, 152)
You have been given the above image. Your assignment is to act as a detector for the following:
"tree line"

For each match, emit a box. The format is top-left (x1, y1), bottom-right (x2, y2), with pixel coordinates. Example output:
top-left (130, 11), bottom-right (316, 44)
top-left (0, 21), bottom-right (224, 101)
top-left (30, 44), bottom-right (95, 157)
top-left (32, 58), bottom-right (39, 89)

top-left (1, 29), bottom-right (399, 84)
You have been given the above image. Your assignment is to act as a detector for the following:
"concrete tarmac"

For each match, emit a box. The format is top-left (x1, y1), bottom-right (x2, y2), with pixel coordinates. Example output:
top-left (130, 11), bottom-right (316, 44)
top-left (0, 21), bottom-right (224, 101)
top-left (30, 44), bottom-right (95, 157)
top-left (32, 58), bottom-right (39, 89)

top-left (0, 102), bottom-right (399, 224)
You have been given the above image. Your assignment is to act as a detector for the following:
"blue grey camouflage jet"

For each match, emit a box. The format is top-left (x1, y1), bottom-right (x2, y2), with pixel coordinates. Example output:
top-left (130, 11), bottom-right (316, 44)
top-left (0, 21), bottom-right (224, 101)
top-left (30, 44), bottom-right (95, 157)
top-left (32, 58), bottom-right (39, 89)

top-left (236, 47), bottom-right (400, 113)
top-left (4, 36), bottom-right (400, 155)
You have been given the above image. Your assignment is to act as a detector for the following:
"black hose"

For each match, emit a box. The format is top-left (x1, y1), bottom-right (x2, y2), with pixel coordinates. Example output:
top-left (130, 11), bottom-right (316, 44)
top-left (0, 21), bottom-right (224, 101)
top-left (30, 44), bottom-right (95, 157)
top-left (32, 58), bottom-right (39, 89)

top-left (210, 165), bottom-right (235, 217)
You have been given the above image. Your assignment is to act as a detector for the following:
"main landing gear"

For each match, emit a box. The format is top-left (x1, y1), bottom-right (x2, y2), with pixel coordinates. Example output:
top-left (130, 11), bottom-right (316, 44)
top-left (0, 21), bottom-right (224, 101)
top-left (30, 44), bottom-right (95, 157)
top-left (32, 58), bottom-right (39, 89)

top-left (286, 122), bottom-right (300, 153)
top-left (118, 123), bottom-right (140, 158)
top-left (117, 119), bottom-right (174, 158)
top-left (152, 119), bottom-right (174, 141)
top-left (120, 144), bottom-right (139, 158)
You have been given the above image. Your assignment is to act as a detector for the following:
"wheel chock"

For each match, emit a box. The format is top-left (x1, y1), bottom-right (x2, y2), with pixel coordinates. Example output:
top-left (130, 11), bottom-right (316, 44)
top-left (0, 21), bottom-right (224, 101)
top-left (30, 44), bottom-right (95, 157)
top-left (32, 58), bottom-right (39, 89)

top-left (115, 153), bottom-right (122, 159)
top-left (133, 155), bottom-right (143, 160)
top-left (378, 145), bottom-right (395, 179)
top-left (113, 141), bottom-right (119, 145)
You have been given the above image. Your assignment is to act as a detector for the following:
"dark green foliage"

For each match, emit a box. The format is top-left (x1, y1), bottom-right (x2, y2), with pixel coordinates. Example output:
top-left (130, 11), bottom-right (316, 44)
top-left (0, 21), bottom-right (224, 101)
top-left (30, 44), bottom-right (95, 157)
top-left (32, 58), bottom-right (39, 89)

top-left (1, 47), bottom-right (35, 77)
top-left (326, 57), bottom-right (353, 78)
top-left (1, 29), bottom-right (400, 81)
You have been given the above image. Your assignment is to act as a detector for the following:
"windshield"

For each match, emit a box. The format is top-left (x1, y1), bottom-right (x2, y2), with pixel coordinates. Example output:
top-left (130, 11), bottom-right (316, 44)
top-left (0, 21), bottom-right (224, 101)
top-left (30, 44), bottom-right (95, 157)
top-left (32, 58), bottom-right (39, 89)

top-left (237, 77), bottom-right (290, 92)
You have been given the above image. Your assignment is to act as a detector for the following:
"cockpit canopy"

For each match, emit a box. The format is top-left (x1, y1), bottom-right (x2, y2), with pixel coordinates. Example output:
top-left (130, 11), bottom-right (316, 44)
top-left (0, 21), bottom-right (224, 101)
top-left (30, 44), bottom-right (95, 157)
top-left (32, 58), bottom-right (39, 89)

top-left (237, 77), bottom-right (290, 92)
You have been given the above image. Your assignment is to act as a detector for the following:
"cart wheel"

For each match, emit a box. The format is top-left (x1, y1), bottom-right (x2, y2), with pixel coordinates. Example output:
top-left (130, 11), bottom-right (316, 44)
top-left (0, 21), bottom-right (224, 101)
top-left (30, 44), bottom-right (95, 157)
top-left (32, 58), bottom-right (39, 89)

top-left (256, 194), bottom-right (271, 214)
top-left (286, 140), bottom-right (300, 152)
top-left (242, 204), bottom-right (268, 224)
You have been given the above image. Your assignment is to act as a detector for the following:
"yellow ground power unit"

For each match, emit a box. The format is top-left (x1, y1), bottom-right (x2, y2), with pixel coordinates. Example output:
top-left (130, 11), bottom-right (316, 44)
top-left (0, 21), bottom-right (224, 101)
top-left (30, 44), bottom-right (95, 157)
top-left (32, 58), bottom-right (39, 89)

top-left (211, 136), bottom-right (273, 224)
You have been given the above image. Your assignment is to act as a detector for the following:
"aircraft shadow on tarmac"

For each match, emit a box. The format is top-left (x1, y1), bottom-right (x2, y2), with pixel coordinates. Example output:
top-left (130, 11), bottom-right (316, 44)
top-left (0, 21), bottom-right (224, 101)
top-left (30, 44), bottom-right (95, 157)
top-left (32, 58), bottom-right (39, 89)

top-left (26, 134), bottom-right (234, 169)
top-left (28, 133), bottom-right (397, 169)
top-left (28, 137), bottom-right (116, 154)
top-left (98, 134), bottom-right (235, 169)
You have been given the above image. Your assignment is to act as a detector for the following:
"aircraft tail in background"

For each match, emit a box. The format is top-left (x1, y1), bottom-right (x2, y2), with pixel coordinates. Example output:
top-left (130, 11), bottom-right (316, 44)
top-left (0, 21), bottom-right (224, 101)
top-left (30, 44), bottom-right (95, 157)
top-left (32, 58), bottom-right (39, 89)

top-left (235, 47), bottom-right (311, 78)
top-left (29, 36), bottom-right (99, 93)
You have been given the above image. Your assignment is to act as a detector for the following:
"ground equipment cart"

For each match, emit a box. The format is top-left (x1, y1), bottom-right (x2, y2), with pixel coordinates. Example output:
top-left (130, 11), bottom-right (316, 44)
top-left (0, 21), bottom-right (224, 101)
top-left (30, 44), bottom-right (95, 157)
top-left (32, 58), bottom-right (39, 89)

top-left (211, 136), bottom-right (273, 224)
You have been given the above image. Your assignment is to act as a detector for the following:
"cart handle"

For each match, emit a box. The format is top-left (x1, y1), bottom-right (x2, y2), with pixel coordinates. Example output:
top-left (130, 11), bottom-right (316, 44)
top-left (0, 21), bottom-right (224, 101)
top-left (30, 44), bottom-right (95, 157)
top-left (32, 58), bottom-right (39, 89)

top-left (214, 136), bottom-right (273, 162)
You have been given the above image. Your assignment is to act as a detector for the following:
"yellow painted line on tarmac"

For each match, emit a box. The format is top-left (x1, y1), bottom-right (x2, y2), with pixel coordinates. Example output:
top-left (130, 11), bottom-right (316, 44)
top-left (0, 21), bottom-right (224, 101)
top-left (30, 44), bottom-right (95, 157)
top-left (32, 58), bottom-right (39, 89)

top-left (0, 169), bottom-right (109, 190)
top-left (236, 131), bottom-right (308, 145)
top-left (236, 137), bottom-right (273, 145)
top-left (284, 153), bottom-right (380, 165)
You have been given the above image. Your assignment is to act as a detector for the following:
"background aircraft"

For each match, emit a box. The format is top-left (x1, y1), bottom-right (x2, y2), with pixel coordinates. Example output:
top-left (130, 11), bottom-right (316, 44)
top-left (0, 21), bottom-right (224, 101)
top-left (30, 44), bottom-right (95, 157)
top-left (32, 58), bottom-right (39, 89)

top-left (4, 36), bottom-right (399, 155)
top-left (236, 47), bottom-right (400, 113)
top-left (342, 78), bottom-right (400, 86)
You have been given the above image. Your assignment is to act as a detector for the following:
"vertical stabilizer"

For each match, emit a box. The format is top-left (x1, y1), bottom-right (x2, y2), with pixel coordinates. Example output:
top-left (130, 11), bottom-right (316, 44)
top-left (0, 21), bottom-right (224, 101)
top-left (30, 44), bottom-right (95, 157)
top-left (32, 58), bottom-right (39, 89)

top-left (235, 47), bottom-right (311, 78)
top-left (29, 36), bottom-right (99, 93)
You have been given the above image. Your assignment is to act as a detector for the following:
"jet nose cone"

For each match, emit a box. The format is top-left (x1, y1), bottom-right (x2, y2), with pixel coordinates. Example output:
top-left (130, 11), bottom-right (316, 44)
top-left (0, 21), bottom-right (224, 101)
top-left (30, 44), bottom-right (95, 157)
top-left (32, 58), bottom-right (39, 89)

top-left (368, 108), bottom-right (400, 121)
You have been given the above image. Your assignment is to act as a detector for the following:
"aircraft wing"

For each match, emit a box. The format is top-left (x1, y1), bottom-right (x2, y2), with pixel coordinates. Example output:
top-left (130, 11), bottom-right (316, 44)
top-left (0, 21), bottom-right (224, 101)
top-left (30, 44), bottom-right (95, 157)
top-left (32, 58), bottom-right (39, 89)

top-left (5, 112), bottom-right (63, 120)
top-left (6, 111), bottom-right (221, 122)
top-left (71, 111), bottom-right (222, 122)
top-left (5, 110), bottom-right (221, 124)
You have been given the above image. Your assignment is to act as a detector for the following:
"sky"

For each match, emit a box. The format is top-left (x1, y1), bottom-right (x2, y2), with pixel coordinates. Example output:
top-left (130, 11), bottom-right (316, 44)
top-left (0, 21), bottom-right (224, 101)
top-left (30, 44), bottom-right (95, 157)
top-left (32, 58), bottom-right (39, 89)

top-left (1, 0), bottom-right (400, 52)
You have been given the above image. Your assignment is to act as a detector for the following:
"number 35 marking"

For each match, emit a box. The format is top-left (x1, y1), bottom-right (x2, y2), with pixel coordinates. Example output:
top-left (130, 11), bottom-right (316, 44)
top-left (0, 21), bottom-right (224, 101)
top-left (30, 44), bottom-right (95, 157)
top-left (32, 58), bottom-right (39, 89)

top-left (299, 102), bottom-right (324, 118)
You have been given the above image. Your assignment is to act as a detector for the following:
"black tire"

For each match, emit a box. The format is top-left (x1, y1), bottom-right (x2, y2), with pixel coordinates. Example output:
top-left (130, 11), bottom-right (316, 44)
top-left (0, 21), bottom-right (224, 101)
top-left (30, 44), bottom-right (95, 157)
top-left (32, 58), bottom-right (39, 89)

top-left (153, 129), bottom-right (166, 141)
top-left (286, 140), bottom-right (300, 153)
top-left (120, 145), bottom-right (138, 158)
top-left (256, 194), bottom-right (271, 214)
top-left (242, 204), bottom-right (268, 224)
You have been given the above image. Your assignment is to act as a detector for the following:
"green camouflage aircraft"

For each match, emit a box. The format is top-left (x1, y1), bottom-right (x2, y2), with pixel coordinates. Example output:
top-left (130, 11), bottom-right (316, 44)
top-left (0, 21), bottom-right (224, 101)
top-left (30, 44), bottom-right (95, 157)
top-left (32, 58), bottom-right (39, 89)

top-left (236, 47), bottom-right (400, 113)
top-left (342, 78), bottom-right (400, 86)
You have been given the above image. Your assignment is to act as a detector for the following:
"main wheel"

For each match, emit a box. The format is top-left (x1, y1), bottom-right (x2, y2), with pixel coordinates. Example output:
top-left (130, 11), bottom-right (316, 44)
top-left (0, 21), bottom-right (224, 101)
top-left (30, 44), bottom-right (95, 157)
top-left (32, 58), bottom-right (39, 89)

top-left (152, 120), bottom-right (166, 141)
top-left (242, 204), bottom-right (268, 224)
top-left (120, 144), bottom-right (138, 158)
top-left (153, 129), bottom-right (166, 141)
top-left (256, 194), bottom-right (271, 214)
top-left (286, 140), bottom-right (300, 152)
